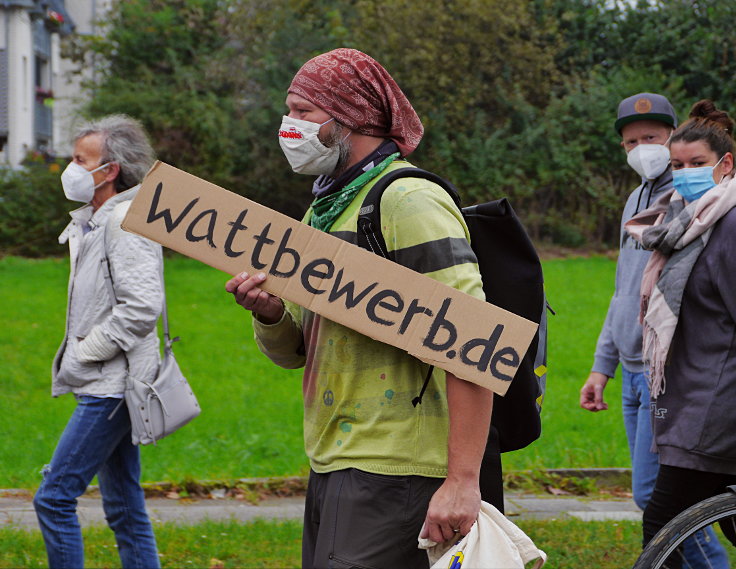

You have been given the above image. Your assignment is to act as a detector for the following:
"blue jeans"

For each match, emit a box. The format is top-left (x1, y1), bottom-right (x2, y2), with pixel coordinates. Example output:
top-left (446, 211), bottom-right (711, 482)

top-left (622, 368), bottom-right (728, 568)
top-left (33, 396), bottom-right (160, 569)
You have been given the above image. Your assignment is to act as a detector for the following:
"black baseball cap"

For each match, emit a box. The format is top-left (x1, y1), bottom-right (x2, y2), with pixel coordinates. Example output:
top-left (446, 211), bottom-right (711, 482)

top-left (615, 93), bottom-right (678, 134)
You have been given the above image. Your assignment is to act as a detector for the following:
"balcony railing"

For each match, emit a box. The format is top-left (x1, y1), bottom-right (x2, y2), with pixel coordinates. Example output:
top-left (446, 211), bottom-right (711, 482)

top-left (34, 99), bottom-right (53, 139)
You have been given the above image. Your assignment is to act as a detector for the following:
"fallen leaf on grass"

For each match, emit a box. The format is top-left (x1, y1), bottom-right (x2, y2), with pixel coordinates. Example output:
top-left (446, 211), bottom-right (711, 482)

top-left (210, 488), bottom-right (227, 499)
top-left (545, 485), bottom-right (572, 496)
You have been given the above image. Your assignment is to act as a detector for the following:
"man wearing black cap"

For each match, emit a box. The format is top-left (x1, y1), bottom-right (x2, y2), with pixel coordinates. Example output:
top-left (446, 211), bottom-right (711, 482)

top-left (579, 93), bottom-right (727, 566)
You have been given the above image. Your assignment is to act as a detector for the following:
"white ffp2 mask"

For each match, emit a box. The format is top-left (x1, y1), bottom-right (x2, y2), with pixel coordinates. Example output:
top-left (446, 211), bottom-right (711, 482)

top-left (60, 161), bottom-right (109, 202)
top-left (278, 116), bottom-right (340, 176)
top-left (627, 144), bottom-right (670, 180)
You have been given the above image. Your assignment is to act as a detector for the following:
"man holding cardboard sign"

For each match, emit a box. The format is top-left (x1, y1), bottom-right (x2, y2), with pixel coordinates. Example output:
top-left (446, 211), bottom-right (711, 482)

top-left (226, 49), bottom-right (491, 569)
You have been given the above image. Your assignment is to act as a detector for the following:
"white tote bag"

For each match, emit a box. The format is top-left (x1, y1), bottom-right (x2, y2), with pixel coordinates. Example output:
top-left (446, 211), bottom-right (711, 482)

top-left (418, 501), bottom-right (547, 569)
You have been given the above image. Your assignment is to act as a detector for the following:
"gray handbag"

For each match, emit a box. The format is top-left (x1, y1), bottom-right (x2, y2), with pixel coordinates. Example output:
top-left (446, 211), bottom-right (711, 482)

top-left (102, 226), bottom-right (200, 445)
top-left (125, 283), bottom-right (201, 445)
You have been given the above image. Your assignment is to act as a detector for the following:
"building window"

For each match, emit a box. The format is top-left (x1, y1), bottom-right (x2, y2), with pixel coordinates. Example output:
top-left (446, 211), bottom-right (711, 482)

top-left (34, 55), bottom-right (53, 103)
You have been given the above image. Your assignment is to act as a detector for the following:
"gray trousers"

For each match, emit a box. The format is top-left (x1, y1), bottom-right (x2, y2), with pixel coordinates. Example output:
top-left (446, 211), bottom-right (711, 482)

top-left (302, 468), bottom-right (444, 569)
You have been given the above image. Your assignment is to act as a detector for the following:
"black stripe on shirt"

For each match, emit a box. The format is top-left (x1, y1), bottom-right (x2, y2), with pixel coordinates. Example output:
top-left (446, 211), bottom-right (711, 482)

top-left (393, 236), bottom-right (477, 274)
top-left (329, 231), bottom-right (476, 274)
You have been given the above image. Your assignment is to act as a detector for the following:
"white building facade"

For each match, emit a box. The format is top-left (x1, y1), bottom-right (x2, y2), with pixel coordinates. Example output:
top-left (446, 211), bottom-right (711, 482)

top-left (0, 1), bottom-right (70, 165)
top-left (0, 0), bottom-right (106, 166)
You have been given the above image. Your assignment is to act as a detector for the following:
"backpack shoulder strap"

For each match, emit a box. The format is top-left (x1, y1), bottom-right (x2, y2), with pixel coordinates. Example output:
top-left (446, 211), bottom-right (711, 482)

top-left (357, 167), bottom-right (461, 259)
top-left (356, 167), bottom-right (462, 406)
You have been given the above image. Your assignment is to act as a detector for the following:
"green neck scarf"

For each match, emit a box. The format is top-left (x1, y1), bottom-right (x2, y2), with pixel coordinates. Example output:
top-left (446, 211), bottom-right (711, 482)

top-left (309, 153), bottom-right (399, 232)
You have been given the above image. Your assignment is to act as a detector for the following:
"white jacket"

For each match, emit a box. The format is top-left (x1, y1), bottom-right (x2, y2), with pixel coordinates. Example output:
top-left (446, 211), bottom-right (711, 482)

top-left (52, 186), bottom-right (164, 397)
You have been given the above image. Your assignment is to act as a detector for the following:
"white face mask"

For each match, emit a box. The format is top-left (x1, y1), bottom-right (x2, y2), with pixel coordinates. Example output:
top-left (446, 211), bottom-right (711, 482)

top-left (626, 144), bottom-right (671, 180)
top-left (60, 161), bottom-right (109, 202)
top-left (278, 116), bottom-right (340, 175)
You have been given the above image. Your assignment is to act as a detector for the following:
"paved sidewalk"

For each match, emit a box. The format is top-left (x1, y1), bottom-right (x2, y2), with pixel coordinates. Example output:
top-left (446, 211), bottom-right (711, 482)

top-left (1, 489), bottom-right (641, 530)
top-left (506, 492), bottom-right (641, 522)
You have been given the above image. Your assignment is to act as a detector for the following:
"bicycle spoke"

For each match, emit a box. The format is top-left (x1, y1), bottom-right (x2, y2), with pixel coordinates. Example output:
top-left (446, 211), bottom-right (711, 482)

top-left (691, 528), bottom-right (716, 569)
top-left (722, 515), bottom-right (736, 546)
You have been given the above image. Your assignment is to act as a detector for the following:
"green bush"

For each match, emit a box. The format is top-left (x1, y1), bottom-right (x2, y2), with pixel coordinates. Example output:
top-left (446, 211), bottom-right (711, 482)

top-left (0, 155), bottom-right (71, 257)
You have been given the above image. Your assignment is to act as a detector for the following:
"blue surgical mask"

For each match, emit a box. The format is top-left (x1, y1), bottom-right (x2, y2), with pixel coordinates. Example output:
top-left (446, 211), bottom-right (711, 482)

top-left (672, 155), bottom-right (725, 202)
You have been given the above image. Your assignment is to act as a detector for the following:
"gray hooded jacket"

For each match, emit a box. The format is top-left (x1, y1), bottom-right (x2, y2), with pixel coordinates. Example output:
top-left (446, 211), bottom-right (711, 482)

top-left (52, 186), bottom-right (163, 397)
top-left (592, 169), bottom-right (673, 377)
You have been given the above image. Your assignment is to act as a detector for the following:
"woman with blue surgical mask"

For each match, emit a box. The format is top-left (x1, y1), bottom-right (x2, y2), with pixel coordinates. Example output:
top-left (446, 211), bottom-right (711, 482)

top-left (626, 99), bottom-right (736, 567)
top-left (670, 116), bottom-right (734, 202)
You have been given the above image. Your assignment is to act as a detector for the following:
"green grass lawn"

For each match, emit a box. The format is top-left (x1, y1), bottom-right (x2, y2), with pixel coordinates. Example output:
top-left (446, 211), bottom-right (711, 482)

top-left (0, 253), bottom-right (626, 489)
top-left (506, 255), bottom-right (629, 472)
top-left (0, 518), bottom-right (643, 569)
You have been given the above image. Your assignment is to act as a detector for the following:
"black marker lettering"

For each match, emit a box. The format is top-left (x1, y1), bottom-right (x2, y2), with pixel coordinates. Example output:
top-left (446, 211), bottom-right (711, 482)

top-left (422, 298), bottom-right (457, 351)
top-left (459, 324), bottom-right (503, 374)
top-left (328, 269), bottom-right (379, 308)
top-left (224, 209), bottom-right (249, 258)
top-left (251, 223), bottom-right (275, 269)
top-left (366, 289), bottom-right (404, 326)
top-left (270, 228), bottom-right (300, 278)
top-left (300, 258), bottom-right (334, 294)
top-left (147, 182), bottom-right (199, 232)
top-left (398, 299), bottom-right (433, 334)
top-left (489, 347), bottom-right (519, 382)
top-left (185, 209), bottom-right (218, 248)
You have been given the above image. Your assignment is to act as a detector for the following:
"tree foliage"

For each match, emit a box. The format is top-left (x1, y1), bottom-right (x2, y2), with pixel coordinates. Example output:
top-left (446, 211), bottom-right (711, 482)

top-left (68, 0), bottom-right (240, 184)
top-left (51, 0), bottom-right (736, 250)
top-left (0, 156), bottom-right (71, 257)
top-left (217, 0), bottom-right (353, 216)
top-left (347, 0), bottom-right (559, 124)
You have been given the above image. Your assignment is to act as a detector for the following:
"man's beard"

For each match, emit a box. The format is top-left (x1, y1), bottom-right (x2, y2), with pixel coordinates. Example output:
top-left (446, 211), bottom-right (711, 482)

top-left (324, 122), bottom-right (352, 176)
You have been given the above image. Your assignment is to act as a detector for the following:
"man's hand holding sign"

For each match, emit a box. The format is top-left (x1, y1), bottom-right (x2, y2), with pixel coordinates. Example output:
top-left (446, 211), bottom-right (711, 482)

top-left (122, 48), bottom-right (537, 569)
top-left (227, 272), bottom-right (284, 325)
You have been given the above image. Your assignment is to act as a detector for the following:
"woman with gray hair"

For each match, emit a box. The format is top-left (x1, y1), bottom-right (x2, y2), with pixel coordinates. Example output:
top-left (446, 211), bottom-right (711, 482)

top-left (33, 114), bottom-right (163, 569)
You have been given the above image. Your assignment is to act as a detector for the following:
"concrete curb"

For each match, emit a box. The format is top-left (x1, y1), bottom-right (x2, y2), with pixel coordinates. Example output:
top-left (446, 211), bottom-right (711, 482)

top-left (134, 468), bottom-right (633, 497)
top-left (1, 468), bottom-right (641, 530)
top-left (544, 467), bottom-right (632, 482)
top-left (1, 491), bottom-right (642, 530)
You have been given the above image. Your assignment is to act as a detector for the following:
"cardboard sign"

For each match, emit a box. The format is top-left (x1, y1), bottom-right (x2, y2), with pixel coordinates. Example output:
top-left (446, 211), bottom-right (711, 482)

top-left (122, 161), bottom-right (538, 395)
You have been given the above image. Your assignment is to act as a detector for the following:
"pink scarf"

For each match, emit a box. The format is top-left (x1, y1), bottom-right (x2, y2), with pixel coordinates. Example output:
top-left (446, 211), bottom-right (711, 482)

top-left (625, 175), bottom-right (736, 396)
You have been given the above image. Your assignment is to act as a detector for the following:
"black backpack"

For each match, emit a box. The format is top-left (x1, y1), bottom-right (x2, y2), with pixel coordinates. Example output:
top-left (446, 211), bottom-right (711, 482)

top-left (356, 168), bottom-right (549, 453)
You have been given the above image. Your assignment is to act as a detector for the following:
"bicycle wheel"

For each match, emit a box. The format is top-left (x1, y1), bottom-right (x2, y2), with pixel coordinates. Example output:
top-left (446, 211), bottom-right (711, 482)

top-left (633, 489), bottom-right (736, 569)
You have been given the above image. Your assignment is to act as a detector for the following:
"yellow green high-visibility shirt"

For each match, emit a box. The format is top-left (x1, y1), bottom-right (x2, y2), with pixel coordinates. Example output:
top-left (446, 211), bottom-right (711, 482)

top-left (253, 160), bottom-right (484, 477)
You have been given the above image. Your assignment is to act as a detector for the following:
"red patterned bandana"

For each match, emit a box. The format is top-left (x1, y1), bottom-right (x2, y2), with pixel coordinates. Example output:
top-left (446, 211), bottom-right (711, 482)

top-left (288, 48), bottom-right (423, 156)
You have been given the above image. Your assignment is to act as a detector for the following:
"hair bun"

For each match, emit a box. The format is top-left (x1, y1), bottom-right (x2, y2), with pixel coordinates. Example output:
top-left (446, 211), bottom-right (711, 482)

top-left (689, 99), bottom-right (735, 134)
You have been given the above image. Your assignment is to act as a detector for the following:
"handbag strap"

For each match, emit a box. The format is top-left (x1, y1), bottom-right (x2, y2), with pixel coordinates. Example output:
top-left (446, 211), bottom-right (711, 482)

top-left (100, 217), bottom-right (171, 423)
top-left (100, 220), bottom-right (173, 350)
top-left (158, 265), bottom-right (176, 352)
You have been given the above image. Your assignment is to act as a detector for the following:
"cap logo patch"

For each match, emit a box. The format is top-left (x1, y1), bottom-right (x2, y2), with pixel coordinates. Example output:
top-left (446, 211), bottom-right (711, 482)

top-left (634, 98), bottom-right (653, 114)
